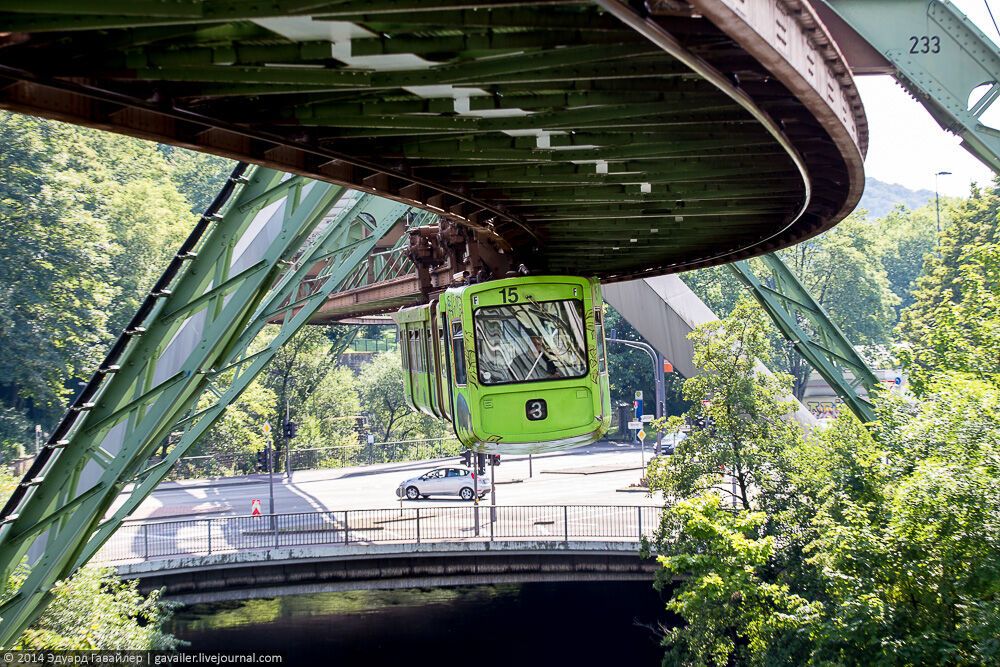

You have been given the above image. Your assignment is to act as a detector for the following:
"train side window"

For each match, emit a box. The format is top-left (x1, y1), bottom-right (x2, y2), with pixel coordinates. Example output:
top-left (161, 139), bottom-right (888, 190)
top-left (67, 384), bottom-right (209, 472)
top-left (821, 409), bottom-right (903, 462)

top-left (417, 330), bottom-right (424, 372)
top-left (595, 308), bottom-right (607, 375)
top-left (401, 328), bottom-right (410, 370)
top-left (452, 320), bottom-right (467, 386)
top-left (410, 331), bottom-right (419, 373)
top-left (425, 326), bottom-right (433, 373)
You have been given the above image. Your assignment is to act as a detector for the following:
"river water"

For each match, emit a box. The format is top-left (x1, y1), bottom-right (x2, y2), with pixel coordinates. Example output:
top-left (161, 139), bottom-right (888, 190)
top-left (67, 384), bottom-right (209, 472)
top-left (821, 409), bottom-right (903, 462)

top-left (171, 581), bottom-right (672, 666)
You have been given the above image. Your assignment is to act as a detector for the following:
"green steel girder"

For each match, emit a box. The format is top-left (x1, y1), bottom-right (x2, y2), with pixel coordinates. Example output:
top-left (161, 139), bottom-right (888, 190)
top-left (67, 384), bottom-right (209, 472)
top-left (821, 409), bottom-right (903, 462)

top-left (0, 168), bottom-right (416, 646)
top-left (819, 0), bottom-right (1000, 172)
top-left (288, 89), bottom-right (696, 119)
top-left (346, 28), bottom-right (635, 57)
top-left (75, 194), bottom-right (413, 567)
top-left (729, 253), bottom-right (878, 424)
top-left (319, 7), bottom-right (623, 31)
top-left (115, 41), bottom-right (339, 69)
top-left (399, 137), bottom-right (773, 164)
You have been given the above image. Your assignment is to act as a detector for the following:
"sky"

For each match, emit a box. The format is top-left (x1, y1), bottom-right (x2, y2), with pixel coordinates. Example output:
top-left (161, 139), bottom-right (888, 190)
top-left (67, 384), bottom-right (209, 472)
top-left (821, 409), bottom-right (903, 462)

top-left (854, 0), bottom-right (998, 196)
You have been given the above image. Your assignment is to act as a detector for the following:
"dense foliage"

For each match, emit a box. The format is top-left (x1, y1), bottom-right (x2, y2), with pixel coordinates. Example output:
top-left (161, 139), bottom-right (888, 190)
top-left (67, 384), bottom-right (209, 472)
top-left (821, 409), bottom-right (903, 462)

top-left (897, 184), bottom-right (1000, 392)
top-left (0, 111), bottom-right (232, 461)
top-left (647, 286), bottom-right (1000, 664)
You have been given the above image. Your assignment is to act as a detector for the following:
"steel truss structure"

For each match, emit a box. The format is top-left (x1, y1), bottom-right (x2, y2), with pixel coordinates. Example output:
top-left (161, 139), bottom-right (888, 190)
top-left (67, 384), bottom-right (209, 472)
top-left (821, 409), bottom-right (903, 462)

top-left (0, 164), bottom-right (425, 646)
top-left (730, 254), bottom-right (878, 423)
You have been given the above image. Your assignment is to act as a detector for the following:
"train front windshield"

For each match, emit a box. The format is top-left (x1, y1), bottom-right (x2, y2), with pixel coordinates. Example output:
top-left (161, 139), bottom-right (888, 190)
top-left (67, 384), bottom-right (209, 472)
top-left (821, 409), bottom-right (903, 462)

top-left (474, 299), bottom-right (588, 385)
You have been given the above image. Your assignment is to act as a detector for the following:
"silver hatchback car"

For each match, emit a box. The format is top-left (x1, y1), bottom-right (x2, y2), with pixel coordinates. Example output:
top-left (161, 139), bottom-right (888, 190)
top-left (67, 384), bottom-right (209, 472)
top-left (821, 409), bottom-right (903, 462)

top-left (396, 466), bottom-right (492, 501)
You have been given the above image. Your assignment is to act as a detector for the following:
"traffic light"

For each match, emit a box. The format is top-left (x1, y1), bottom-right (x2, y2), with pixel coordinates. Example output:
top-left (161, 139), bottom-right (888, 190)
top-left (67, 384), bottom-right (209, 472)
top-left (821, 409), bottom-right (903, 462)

top-left (490, 454), bottom-right (501, 467)
top-left (461, 450), bottom-right (472, 467)
top-left (256, 448), bottom-right (269, 471)
top-left (283, 421), bottom-right (298, 439)
top-left (476, 452), bottom-right (487, 475)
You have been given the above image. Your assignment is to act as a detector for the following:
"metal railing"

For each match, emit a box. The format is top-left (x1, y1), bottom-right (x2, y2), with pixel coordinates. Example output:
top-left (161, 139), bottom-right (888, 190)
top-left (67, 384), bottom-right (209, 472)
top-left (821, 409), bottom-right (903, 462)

top-left (347, 338), bottom-right (397, 353)
top-left (94, 505), bottom-right (663, 564)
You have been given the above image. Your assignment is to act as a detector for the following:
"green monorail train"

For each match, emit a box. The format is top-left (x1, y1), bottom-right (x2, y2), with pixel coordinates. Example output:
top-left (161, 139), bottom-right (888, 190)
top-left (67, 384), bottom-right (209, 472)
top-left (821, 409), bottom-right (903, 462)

top-left (394, 275), bottom-right (611, 453)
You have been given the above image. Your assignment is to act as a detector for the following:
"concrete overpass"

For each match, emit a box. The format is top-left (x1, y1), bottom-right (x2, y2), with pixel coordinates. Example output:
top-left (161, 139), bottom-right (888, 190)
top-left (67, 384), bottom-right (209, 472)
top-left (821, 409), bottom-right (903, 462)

top-left (96, 504), bottom-right (661, 604)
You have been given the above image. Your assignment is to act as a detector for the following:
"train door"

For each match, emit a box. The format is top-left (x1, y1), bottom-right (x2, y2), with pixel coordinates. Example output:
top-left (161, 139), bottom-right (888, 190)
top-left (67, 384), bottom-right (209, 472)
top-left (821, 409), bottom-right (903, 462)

top-left (425, 301), bottom-right (442, 418)
top-left (438, 309), bottom-right (452, 420)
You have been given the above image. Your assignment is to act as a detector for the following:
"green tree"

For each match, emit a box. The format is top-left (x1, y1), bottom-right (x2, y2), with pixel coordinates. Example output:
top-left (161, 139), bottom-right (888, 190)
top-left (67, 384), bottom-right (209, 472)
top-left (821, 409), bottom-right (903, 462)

top-left (652, 496), bottom-right (818, 667)
top-left (358, 351), bottom-right (446, 445)
top-left (897, 181), bottom-right (1000, 393)
top-left (259, 326), bottom-right (358, 471)
top-left (647, 295), bottom-right (1000, 665)
top-left (158, 146), bottom-right (235, 214)
top-left (13, 568), bottom-right (181, 650)
top-left (0, 113), bottom-right (116, 422)
top-left (875, 203), bottom-right (939, 313)
top-left (647, 297), bottom-right (802, 511)
top-left (646, 298), bottom-right (813, 665)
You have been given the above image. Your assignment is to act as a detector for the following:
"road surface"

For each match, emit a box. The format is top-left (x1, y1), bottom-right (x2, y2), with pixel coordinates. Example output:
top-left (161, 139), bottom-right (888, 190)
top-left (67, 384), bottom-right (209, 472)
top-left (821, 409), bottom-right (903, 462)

top-left (118, 440), bottom-right (662, 522)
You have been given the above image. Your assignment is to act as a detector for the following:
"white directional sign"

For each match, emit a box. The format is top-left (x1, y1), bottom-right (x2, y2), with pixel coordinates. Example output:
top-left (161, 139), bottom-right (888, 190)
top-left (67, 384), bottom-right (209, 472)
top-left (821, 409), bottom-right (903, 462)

top-left (627, 420), bottom-right (643, 430)
top-left (641, 414), bottom-right (654, 422)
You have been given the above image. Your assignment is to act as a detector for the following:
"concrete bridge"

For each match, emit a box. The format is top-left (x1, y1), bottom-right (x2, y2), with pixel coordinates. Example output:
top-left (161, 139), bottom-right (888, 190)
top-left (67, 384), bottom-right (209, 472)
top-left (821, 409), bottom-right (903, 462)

top-left (96, 505), bottom-right (662, 604)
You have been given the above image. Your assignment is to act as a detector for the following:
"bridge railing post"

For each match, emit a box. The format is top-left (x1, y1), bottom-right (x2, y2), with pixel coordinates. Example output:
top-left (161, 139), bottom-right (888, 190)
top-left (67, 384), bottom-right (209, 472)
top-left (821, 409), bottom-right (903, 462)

top-left (206, 519), bottom-right (212, 555)
top-left (143, 523), bottom-right (149, 560)
top-left (563, 506), bottom-right (569, 543)
top-left (415, 508), bottom-right (420, 544)
top-left (344, 511), bottom-right (350, 544)
top-left (638, 506), bottom-right (642, 540)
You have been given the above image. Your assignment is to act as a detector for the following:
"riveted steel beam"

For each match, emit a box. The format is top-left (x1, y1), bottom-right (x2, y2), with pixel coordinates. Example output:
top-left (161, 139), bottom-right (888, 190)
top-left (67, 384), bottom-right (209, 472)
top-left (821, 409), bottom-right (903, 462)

top-left (730, 253), bottom-right (878, 423)
top-left (818, 0), bottom-right (1000, 172)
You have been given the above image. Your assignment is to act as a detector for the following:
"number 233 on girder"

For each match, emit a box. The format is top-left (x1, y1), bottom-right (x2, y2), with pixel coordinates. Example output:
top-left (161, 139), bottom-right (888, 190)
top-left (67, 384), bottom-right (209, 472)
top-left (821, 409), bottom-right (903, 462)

top-left (395, 275), bottom-right (611, 454)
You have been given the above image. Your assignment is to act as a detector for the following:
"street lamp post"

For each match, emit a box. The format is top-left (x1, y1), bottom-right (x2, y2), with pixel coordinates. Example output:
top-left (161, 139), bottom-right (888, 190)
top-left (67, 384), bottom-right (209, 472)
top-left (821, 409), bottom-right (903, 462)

top-left (284, 377), bottom-right (294, 480)
top-left (607, 334), bottom-right (666, 454)
top-left (935, 170), bottom-right (952, 240)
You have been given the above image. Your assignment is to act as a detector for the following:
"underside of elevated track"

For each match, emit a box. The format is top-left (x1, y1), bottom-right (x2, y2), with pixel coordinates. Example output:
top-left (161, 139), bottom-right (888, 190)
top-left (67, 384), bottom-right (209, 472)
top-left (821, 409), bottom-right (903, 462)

top-left (0, 0), bottom-right (866, 281)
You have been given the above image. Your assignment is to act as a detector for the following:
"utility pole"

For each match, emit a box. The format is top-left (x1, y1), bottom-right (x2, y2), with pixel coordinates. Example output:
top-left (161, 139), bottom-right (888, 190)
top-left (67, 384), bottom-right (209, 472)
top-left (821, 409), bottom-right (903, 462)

top-left (262, 421), bottom-right (275, 516)
top-left (284, 376), bottom-right (294, 479)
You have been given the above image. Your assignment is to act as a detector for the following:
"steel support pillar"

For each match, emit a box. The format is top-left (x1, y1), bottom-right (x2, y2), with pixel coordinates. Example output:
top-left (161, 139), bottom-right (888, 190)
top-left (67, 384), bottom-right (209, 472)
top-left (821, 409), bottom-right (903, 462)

top-left (729, 253), bottom-right (878, 423)
top-left (0, 166), bottom-right (415, 646)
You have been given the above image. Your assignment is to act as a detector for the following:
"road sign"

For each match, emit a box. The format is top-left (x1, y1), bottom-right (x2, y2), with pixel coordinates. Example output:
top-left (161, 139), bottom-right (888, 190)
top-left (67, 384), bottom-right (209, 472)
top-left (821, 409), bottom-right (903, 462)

top-left (637, 430), bottom-right (646, 441)
top-left (627, 420), bottom-right (642, 430)
top-left (634, 390), bottom-right (643, 400)
top-left (262, 421), bottom-right (272, 436)
top-left (250, 498), bottom-right (262, 517)
top-left (641, 414), bottom-right (653, 422)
